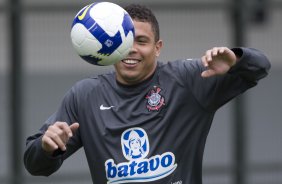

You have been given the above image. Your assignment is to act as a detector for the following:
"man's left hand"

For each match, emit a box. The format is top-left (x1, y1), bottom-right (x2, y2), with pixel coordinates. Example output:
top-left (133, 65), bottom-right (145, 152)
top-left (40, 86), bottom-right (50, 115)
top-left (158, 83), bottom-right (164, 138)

top-left (201, 47), bottom-right (237, 78)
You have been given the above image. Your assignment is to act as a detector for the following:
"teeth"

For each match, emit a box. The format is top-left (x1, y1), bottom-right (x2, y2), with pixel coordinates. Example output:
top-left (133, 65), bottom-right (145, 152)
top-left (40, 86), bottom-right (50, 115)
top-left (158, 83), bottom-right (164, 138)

top-left (123, 60), bottom-right (139, 64)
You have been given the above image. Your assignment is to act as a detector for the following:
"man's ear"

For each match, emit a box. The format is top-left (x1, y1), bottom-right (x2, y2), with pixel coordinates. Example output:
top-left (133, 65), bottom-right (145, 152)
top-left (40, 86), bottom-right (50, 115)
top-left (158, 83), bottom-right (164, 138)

top-left (155, 40), bottom-right (163, 57)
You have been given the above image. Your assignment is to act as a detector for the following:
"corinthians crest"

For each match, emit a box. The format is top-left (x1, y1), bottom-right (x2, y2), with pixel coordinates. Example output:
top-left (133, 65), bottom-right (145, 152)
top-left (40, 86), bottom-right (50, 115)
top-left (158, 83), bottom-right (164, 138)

top-left (145, 86), bottom-right (165, 111)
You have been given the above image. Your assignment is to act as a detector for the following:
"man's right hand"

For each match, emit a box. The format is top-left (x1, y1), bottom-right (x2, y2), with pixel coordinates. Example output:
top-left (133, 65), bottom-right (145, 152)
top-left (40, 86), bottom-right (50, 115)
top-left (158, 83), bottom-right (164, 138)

top-left (41, 122), bottom-right (79, 154)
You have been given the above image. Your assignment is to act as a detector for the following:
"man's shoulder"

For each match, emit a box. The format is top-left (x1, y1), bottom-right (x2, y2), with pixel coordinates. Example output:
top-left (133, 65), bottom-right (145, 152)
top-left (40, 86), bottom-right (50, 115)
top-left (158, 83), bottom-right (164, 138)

top-left (73, 72), bottom-right (115, 91)
top-left (158, 58), bottom-right (201, 72)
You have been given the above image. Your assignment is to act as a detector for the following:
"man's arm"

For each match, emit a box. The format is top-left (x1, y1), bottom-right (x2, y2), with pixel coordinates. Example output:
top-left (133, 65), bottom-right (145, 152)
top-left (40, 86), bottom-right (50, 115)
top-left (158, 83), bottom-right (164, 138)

top-left (227, 47), bottom-right (271, 82)
top-left (24, 122), bottom-right (79, 176)
top-left (200, 47), bottom-right (271, 81)
top-left (24, 86), bottom-right (81, 176)
top-left (24, 132), bottom-right (63, 176)
top-left (182, 47), bottom-right (270, 111)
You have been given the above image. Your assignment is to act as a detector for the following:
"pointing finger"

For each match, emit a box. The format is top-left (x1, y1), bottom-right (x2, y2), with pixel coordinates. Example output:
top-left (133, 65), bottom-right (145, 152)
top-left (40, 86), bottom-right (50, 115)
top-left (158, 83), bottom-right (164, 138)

top-left (55, 122), bottom-right (74, 138)
top-left (70, 123), bottom-right (79, 136)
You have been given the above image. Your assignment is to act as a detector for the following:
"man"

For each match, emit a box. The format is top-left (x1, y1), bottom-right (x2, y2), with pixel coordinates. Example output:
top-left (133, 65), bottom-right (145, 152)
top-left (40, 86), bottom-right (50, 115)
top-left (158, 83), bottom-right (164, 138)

top-left (24, 4), bottom-right (270, 184)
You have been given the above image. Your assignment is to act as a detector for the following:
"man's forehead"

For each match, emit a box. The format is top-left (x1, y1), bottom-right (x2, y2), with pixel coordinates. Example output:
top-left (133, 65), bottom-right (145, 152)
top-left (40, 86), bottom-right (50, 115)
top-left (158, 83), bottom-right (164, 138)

top-left (133, 21), bottom-right (153, 34)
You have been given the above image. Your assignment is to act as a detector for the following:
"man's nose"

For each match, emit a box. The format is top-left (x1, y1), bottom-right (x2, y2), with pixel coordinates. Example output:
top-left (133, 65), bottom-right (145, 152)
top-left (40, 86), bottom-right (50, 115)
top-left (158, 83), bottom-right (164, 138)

top-left (128, 44), bottom-right (137, 54)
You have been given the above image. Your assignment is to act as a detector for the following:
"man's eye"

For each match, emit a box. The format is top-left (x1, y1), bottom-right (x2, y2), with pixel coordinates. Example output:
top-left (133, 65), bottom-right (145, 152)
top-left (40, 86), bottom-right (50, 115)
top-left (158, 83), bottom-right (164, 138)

top-left (137, 40), bottom-right (147, 44)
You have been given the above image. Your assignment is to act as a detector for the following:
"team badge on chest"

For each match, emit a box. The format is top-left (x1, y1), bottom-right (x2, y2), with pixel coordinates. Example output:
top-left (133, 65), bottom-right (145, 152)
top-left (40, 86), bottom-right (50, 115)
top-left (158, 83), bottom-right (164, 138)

top-left (145, 86), bottom-right (165, 111)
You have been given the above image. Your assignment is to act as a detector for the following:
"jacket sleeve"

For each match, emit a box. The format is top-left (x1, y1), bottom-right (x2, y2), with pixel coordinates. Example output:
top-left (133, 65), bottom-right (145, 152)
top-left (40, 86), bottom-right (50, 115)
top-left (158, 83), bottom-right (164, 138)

top-left (182, 47), bottom-right (271, 111)
top-left (228, 47), bottom-right (271, 82)
top-left (23, 130), bottom-right (63, 176)
top-left (23, 87), bottom-right (82, 176)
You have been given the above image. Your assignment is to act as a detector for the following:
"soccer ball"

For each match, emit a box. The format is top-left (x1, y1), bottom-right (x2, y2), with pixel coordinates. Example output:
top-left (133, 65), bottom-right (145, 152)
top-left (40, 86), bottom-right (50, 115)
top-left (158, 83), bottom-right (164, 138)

top-left (70, 2), bottom-right (135, 66)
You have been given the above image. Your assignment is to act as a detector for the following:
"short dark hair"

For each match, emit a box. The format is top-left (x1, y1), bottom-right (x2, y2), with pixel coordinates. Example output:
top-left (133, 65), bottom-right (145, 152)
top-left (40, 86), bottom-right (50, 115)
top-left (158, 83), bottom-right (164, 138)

top-left (124, 4), bottom-right (160, 42)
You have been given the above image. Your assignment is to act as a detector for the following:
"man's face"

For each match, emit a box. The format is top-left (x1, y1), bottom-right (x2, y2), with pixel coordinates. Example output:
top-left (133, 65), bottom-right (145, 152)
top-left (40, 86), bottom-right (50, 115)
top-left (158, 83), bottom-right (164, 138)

top-left (114, 20), bottom-right (163, 85)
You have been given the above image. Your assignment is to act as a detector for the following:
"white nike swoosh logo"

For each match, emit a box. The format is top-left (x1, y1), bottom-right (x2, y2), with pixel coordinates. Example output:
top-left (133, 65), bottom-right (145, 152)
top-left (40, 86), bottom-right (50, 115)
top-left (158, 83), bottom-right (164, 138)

top-left (100, 105), bottom-right (115, 110)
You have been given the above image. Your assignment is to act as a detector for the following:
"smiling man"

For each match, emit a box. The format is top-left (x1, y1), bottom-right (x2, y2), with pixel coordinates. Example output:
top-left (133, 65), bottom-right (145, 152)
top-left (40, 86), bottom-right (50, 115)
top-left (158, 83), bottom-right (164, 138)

top-left (24, 4), bottom-right (270, 184)
top-left (115, 15), bottom-right (163, 85)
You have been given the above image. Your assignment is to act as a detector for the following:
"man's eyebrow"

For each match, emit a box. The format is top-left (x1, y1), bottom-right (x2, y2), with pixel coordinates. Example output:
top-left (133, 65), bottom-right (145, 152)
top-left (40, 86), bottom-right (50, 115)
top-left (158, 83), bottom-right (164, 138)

top-left (135, 35), bottom-right (150, 40)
